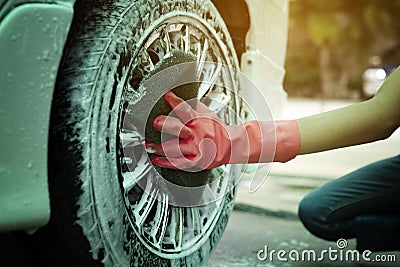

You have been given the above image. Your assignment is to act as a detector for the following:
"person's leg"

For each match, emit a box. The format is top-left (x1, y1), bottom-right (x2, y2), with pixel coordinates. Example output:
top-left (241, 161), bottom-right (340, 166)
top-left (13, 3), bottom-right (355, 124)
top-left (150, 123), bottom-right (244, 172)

top-left (355, 214), bottom-right (400, 251)
top-left (298, 154), bottom-right (400, 251)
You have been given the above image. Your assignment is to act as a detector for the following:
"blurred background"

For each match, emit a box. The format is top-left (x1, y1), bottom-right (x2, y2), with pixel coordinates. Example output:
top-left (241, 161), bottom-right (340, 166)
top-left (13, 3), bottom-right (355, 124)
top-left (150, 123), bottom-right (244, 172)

top-left (220, 4), bottom-right (400, 264)
top-left (213, 2), bottom-right (400, 262)
top-left (284, 0), bottom-right (400, 99)
top-left (236, 0), bottom-right (400, 214)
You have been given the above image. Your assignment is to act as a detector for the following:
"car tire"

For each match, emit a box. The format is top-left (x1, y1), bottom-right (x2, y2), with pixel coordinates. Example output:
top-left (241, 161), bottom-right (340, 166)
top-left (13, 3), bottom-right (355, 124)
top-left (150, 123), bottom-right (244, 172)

top-left (31, 0), bottom-right (242, 266)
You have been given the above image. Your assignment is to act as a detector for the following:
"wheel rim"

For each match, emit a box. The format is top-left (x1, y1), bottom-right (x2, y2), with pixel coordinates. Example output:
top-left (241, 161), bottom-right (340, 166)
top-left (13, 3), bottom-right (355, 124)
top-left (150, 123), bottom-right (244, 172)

top-left (117, 14), bottom-right (239, 259)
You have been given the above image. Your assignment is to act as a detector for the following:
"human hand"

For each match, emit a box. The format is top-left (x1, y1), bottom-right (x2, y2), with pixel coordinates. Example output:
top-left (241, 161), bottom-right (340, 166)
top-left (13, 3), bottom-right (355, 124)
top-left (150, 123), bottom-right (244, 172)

top-left (146, 91), bottom-right (233, 170)
top-left (146, 91), bottom-right (301, 171)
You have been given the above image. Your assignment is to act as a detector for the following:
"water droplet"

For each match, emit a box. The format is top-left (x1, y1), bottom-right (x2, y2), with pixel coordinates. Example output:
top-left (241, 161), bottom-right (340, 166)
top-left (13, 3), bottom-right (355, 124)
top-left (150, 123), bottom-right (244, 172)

top-left (36, 14), bottom-right (44, 22)
top-left (42, 50), bottom-right (51, 61)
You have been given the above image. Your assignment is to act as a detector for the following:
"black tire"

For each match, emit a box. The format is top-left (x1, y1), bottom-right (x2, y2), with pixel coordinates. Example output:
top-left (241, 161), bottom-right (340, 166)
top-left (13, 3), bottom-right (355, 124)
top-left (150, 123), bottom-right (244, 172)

top-left (43, 0), bottom-right (240, 266)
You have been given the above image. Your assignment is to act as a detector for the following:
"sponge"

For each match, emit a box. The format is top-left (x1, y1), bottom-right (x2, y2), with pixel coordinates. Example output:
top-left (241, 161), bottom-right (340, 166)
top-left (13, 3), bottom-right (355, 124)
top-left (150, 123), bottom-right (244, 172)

top-left (144, 51), bottom-right (213, 191)
top-left (145, 51), bottom-right (199, 144)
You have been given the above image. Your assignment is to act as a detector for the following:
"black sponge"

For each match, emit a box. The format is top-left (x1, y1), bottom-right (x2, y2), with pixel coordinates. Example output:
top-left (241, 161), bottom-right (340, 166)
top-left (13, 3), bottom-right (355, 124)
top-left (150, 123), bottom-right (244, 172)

top-left (144, 51), bottom-right (213, 191)
top-left (145, 51), bottom-right (199, 144)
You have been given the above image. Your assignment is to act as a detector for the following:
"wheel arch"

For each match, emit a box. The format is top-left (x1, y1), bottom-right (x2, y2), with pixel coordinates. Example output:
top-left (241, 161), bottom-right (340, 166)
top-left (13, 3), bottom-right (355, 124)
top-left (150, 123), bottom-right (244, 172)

top-left (212, 0), bottom-right (250, 62)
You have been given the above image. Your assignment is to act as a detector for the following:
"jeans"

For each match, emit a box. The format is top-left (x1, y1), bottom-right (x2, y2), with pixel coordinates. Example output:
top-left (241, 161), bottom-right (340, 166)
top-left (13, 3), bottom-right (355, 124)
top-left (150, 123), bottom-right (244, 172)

top-left (298, 154), bottom-right (400, 252)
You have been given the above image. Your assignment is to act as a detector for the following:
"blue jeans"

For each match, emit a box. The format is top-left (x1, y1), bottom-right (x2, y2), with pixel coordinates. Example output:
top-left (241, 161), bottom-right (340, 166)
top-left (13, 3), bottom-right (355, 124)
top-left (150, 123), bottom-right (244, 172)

top-left (298, 154), bottom-right (400, 252)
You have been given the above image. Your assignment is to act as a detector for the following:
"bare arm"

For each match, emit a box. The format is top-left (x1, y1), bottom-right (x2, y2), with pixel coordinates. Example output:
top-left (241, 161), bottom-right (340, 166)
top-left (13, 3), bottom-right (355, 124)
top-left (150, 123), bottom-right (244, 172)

top-left (297, 67), bottom-right (400, 155)
top-left (149, 68), bottom-right (399, 168)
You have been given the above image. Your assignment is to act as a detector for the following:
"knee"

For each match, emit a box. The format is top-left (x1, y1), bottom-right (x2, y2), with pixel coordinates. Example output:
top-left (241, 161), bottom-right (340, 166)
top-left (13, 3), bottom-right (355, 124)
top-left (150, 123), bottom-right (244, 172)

top-left (298, 195), bottom-right (316, 229)
top-left (298, 194), bottom-right (337, 241)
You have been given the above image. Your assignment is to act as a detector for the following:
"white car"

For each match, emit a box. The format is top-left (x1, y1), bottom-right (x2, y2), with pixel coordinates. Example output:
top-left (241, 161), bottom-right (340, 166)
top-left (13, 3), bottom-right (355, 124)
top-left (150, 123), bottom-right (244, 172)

top-left (0, 0), bottom-right (288, 265)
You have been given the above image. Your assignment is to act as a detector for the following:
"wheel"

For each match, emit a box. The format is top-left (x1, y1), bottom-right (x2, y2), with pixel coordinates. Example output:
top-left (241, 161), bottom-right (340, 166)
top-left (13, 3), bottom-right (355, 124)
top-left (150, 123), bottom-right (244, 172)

top-left (45, 0), bottom-right (241, 266)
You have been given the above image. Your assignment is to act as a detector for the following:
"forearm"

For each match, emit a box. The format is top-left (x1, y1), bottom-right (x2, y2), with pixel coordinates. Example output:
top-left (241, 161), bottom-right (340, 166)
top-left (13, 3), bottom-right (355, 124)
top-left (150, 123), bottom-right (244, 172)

top-left (151, 68), bottom-right (399, 169)
top-left (297, 67), bottom-right (400, 155)
top-left (298, 99), bottom-right (386, 154)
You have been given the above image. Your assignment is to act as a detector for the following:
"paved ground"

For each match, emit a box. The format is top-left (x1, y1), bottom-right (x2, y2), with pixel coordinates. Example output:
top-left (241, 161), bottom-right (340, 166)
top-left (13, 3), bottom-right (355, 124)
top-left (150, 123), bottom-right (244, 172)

top-left (2, 211), bottom-right (399, 267)
top-left (208, 210), bottom-right (400, 267)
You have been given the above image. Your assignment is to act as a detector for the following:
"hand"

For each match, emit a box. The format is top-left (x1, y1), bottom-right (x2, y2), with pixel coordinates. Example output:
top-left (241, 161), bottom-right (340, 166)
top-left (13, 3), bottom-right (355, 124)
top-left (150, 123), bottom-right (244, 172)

top-left (146, 91), bottom-right (233, 170)
top-left (146, 91), bottom-right (301, 170)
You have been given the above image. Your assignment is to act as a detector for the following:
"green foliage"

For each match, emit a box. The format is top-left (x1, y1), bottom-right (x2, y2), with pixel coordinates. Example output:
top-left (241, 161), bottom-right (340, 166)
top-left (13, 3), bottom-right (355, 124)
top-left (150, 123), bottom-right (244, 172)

top-left (364, 2), bottom-right (400, 38)
top-left (301, 0), bottom-right (345, 11)
top-left (285, 0), bottom-right (400, 98)
top-left (296, 0), bottom-right (400, 48)
top-left (306, 14), bottom-right (341, 46)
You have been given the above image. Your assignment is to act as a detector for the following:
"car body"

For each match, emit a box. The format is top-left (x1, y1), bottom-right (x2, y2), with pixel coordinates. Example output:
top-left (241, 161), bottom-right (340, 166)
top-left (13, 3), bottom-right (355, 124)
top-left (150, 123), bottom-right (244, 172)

top-left (0, 0), bottom-right (75, 232)
top-left (0, 0), bottom-right (289, 265)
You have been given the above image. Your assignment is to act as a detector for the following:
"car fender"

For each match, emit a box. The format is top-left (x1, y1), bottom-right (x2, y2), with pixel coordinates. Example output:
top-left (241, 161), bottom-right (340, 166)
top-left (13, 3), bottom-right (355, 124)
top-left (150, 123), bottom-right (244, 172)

top-left (0, 2), bottom-right (73, 232)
